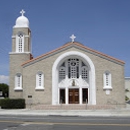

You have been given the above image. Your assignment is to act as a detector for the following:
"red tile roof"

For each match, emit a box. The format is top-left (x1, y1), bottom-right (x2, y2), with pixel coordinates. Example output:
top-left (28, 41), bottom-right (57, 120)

top-left (22, 42), bottom-right (125, 66)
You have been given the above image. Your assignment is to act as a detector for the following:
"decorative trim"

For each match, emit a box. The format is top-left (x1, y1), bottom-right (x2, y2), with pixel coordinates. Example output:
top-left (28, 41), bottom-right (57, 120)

top-left (12, 36), bottom-right (16, 38)
top-left (25, 35), bottom-right (29, 38)
top-left (9, 52), bottom-right (31, 54)
top-left (13, 26), bottom-right (29, 28)
top-left (35, 87), bottom-right (44, 90)
top-left (14, 87), bottom-right (23, 91)
top-left (103, 86), bottom-right (112, 89)
top-left (52, 51), bottom-right (96, 105)
top-left (12, 35), bottom-right (29, 38)
top-left (105, 90), bottom-right (111, 95)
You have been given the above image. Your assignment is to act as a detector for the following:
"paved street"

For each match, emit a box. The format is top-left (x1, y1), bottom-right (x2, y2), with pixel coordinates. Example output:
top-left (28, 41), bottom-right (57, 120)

top-left (0, 115), bottom-right (130, 130)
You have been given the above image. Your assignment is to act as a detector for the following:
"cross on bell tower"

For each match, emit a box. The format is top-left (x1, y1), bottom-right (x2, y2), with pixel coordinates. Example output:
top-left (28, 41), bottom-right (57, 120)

top-left (20, 9), bottom-right (25, 16)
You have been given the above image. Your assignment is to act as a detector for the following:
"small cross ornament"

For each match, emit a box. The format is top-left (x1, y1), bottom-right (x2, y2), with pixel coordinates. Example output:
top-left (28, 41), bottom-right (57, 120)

top-left (70, 34), bottom-right (76, 42)
top-left (20, 9), bottom-right (25, 16)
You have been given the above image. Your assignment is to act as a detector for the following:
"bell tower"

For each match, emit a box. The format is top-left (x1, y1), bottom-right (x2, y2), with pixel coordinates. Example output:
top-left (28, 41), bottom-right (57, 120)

top-left (9, 10), bottom-right (32, 98)
top-left (12, 9), bottom-right (31, 54)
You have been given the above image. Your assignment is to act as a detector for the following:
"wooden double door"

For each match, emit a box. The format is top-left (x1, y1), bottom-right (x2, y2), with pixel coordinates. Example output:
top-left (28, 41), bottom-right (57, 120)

top-left (60, 88), bottom-right (88, 104)
top-left (69, 89), bottom-right (79, 104)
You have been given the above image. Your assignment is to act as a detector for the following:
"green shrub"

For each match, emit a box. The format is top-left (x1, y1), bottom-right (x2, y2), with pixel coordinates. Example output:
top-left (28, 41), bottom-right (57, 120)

top-left (0, 98), bottom-right (25, 109)
top-left (125, 96), bottom-right (129, 101)
top-left (0, 83), bottom-right (9, 97)
top-left (0, 99), bottom-right (4, 106)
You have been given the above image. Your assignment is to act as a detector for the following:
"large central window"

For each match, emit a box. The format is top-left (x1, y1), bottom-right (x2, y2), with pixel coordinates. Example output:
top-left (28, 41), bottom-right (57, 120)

top-left (59, 58), bottom-right (88, 81)
top-left (68, 59), bottom-right (79, 78)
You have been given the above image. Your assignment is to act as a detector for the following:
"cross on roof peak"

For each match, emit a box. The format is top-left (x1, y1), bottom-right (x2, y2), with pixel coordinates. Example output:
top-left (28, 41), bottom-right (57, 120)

top-left (20, 9), bottom-right (25, 16)
top-left (70, 34), bottom-right (76, 42)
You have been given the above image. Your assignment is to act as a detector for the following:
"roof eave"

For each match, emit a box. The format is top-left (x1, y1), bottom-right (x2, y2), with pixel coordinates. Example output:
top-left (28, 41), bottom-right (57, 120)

top-left (21, 42), bottom-right (125, 67)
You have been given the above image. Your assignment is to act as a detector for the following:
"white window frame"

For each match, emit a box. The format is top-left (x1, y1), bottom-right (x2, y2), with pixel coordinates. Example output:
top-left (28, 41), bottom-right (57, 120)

top-left (16, 33), bottom-right (24, 53)
top-left (14, 73), bottom-right (22, 90)
top-left (81, 66), bottom-right (88, 81)
top-left (103, 71), bottom-right (112, 95)
top-left (36, 71), bottom-right (44, 90)
top-left (59, 66), bottom-right (66, 81)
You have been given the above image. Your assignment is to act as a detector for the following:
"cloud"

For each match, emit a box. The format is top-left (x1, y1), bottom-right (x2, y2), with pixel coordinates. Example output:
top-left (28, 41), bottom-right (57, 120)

top-left (0, 75), bottom-right (9, 84)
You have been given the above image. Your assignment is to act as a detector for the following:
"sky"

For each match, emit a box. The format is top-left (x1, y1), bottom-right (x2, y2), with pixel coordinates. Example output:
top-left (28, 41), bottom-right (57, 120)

top-left (0, 0), bottom-right (130, 84)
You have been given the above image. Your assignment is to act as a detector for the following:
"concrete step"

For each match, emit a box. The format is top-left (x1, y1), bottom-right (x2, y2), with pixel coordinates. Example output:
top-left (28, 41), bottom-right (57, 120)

top-left (27, 104), bottom-right (116, 110)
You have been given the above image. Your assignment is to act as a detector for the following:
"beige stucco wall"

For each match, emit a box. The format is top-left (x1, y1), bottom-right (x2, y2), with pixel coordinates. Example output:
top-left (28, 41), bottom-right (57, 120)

top-left (9, 53), bottom-right (31, 98)
top-left (21, 47), bottom-right (125, 106)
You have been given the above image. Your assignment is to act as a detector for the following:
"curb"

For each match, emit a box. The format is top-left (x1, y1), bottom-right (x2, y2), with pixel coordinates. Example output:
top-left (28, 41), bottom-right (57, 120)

top-left (0, 109), bottom-right (130, 117)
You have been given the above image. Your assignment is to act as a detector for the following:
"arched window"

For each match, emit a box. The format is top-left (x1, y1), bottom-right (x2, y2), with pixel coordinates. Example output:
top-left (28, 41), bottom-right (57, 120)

top-left (59, 58), bottom-right (88, 81)
top-left (81, 66), bottom-right (88, 80)
top-left (68, 59), bottom-right (79, 78)
top-left (16, 33), bottom-right (24, 52)
top-left (15, 73), bottom-right (22, 90)
top-left (59, 63), bottom-right (66, 81)
top-left (36, 71), bottom-right (44, 90)
top-left (103, 71), bottom-right (112, 89)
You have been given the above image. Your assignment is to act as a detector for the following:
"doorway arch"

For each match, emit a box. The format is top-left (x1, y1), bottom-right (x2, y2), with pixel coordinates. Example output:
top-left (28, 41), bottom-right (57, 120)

top-left (52, 51), bottom-right (96, 105)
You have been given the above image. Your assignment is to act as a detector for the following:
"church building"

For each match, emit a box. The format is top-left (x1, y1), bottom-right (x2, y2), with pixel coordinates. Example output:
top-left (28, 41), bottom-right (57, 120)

top-left (9, 10), bottom-right (126, 108)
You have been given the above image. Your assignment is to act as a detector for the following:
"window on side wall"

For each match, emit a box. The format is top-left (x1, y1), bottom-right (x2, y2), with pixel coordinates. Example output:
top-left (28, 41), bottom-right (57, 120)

top-left (14, 73), bottom-right (22, 90)
top-left (103, 71), bottom-right (112, 93)
top-left (36, 71), bottom-right (44, 90)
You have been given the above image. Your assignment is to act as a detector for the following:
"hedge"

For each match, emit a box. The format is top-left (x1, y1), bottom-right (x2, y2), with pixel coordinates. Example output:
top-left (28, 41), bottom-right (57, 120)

top-left (0, 98), bottom-right (25, 109)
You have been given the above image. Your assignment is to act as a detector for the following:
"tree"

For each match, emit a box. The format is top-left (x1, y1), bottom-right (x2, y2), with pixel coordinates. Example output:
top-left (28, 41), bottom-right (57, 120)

top-left (0, 83), bottom-right (9, 98)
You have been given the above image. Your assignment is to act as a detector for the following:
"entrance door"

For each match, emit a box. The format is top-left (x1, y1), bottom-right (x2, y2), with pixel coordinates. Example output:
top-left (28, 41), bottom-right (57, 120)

top-left (82, 88), bottom-right (88, 104)
top-left (60, 89), bottom-right (65, 104)
top-left (69, 89), bottom-right (79, 104)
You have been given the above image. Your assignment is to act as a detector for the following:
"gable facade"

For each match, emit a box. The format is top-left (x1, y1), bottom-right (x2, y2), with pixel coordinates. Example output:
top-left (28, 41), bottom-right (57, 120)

top-left (20, 45), bottom-right (125, 106)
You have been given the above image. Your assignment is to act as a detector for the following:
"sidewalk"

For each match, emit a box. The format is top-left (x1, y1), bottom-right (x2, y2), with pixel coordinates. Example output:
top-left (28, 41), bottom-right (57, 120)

top-left (0, 104), bottom-right (130, 117)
